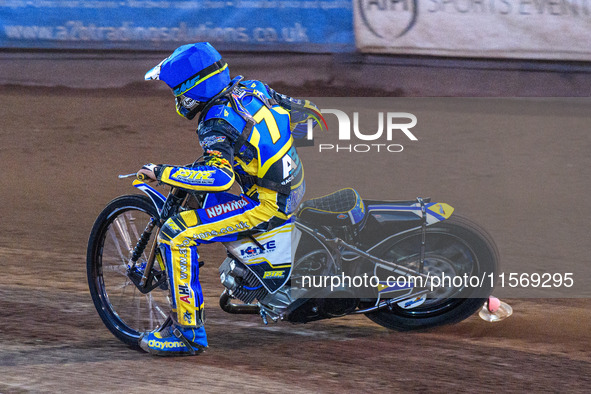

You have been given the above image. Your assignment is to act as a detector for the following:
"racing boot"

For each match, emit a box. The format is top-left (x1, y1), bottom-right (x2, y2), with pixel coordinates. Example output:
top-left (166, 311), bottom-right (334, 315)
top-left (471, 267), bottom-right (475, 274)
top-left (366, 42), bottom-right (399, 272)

top-left (139, 321), bottom-right (208, 356)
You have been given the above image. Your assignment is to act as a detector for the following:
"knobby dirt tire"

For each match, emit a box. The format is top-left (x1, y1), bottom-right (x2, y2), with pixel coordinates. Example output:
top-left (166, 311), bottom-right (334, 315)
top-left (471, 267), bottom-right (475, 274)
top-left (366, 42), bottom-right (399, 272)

top-left (365, 215), bottom-right (499, 331)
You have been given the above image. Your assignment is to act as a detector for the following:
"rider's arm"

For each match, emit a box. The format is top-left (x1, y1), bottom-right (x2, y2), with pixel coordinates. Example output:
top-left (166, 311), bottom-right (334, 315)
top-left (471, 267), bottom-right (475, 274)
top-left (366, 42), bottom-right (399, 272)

top-left (152, 120), bottom-right (237, 192)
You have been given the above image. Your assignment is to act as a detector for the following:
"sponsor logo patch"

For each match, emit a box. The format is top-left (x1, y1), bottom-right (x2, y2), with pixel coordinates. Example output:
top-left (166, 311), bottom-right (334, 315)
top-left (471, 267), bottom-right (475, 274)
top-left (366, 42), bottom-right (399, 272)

top-left (194, 221), bottom-right (250, 240)
top-left (200, 135), bottom-right (227, 148)
top-left (178, 283), bottom-right (191, 304)
top-left (239, 240), bottom-right (276, 258)
top-left (148, 339), bottom-right (185, 350)
top-left (206, 197), bottom-right (249, 218)
top-left (172, 169), bottom-right (216, 185)
top-left (183, 311), bottom-right (193, 324)
top-left (263, 270), bottom-right (285, 279)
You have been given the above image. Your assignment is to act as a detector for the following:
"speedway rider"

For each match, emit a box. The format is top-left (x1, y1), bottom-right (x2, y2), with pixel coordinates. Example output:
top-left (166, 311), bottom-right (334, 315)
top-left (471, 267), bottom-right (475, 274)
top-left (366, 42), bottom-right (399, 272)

top-left (137, 42), bottom-right (318, 356)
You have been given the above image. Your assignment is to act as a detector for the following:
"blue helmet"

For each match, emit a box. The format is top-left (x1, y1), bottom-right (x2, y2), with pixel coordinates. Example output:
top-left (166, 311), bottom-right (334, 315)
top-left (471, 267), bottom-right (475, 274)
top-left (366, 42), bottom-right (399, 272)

top-left (145, 42), bottom-right (230, 119)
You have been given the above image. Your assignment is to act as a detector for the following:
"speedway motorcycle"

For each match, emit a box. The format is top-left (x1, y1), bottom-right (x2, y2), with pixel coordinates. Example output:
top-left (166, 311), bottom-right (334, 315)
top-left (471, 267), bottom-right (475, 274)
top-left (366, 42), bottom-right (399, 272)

top-left (87, 176), bottom-right (500, 348)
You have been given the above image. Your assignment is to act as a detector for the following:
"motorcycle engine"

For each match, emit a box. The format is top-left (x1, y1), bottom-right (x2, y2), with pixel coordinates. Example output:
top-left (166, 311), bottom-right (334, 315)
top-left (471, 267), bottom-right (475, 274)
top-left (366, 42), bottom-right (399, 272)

top-left (218, 256), bottom-right (359, 324)
top-left (219, 257), bottom-right (268, 304)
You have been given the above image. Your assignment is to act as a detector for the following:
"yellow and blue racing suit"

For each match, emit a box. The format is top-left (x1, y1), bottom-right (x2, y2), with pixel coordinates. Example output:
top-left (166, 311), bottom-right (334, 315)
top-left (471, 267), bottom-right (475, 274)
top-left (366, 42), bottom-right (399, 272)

top-left (153, 80), bottom-right (315, 328)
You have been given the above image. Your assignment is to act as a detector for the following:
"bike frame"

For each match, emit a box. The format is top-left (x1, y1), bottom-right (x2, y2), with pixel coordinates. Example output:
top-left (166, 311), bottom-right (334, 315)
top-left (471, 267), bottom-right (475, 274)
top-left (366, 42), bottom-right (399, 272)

top-left (293, 220), bottom-right (432, 314)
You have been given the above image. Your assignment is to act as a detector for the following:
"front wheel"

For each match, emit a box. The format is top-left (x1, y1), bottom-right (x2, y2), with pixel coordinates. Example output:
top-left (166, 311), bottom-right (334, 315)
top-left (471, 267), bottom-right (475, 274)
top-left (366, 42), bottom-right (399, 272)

top-left (365, 215), bottom-right (499, 331)
top-left (87, 194), bottom-right (170, 348)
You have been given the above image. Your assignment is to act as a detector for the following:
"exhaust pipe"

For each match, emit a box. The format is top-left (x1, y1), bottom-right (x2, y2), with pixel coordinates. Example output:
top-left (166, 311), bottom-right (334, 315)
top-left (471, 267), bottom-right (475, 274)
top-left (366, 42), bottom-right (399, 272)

top-left (219, 290), bottom-right (260, 314)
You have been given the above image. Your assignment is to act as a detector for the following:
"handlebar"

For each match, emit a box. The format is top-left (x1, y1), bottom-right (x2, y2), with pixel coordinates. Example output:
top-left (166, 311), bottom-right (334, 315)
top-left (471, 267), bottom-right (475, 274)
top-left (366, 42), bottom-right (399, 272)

top-left (118, 173), bottom-right (137, 179)
top-left (119, 172), bottom-right (150, 182)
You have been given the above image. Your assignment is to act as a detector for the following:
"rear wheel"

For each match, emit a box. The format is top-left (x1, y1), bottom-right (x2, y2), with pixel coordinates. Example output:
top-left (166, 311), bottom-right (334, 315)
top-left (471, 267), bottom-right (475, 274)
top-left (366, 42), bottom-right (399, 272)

top-left (87, 194), bottom-right (170, 348)
top-left (365, 215), bottom-right (498, 331)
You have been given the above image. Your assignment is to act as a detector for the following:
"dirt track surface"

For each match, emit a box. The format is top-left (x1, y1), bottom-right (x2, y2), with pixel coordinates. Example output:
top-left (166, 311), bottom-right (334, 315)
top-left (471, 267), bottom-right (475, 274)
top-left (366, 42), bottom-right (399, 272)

top-left (1, 85), bottom-right (590, 392)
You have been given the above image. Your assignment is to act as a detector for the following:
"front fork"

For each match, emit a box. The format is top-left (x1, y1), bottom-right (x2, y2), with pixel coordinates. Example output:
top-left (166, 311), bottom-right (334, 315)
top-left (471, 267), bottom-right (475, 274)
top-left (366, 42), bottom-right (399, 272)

top-left (126, 219), bottom-right (168, 294)
top-left (126, 187), bottom-right (186, 294)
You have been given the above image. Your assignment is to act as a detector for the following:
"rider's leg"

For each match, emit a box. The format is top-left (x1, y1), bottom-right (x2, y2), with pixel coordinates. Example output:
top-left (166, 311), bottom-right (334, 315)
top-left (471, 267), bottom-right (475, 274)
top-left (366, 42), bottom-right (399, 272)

top-left (140, 192), bottom-right (288, 356)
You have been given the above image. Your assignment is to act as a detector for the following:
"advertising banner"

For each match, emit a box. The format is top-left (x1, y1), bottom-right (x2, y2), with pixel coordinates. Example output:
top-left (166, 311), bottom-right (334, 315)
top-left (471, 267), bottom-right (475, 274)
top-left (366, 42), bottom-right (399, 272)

top-left (0, 0), bottom-right (353, 52)
top-left (355, 0), bottom-right (591, 61)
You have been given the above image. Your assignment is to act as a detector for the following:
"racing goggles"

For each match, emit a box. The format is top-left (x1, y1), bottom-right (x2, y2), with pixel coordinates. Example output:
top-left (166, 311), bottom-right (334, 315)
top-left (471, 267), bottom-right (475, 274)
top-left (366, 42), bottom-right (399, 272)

top-left (175, 95), bottom-right (203, 120)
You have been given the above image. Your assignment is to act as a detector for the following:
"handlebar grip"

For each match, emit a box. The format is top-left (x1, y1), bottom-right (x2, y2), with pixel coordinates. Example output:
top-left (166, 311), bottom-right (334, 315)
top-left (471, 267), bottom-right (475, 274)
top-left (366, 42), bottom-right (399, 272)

top-left (136, 172), bottom-right (147, 181)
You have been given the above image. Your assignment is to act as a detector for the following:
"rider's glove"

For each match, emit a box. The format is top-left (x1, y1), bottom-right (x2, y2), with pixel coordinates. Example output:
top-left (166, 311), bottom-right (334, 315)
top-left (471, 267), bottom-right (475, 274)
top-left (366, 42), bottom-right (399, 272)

top-left (136, 163), bottom-right (158, 182)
